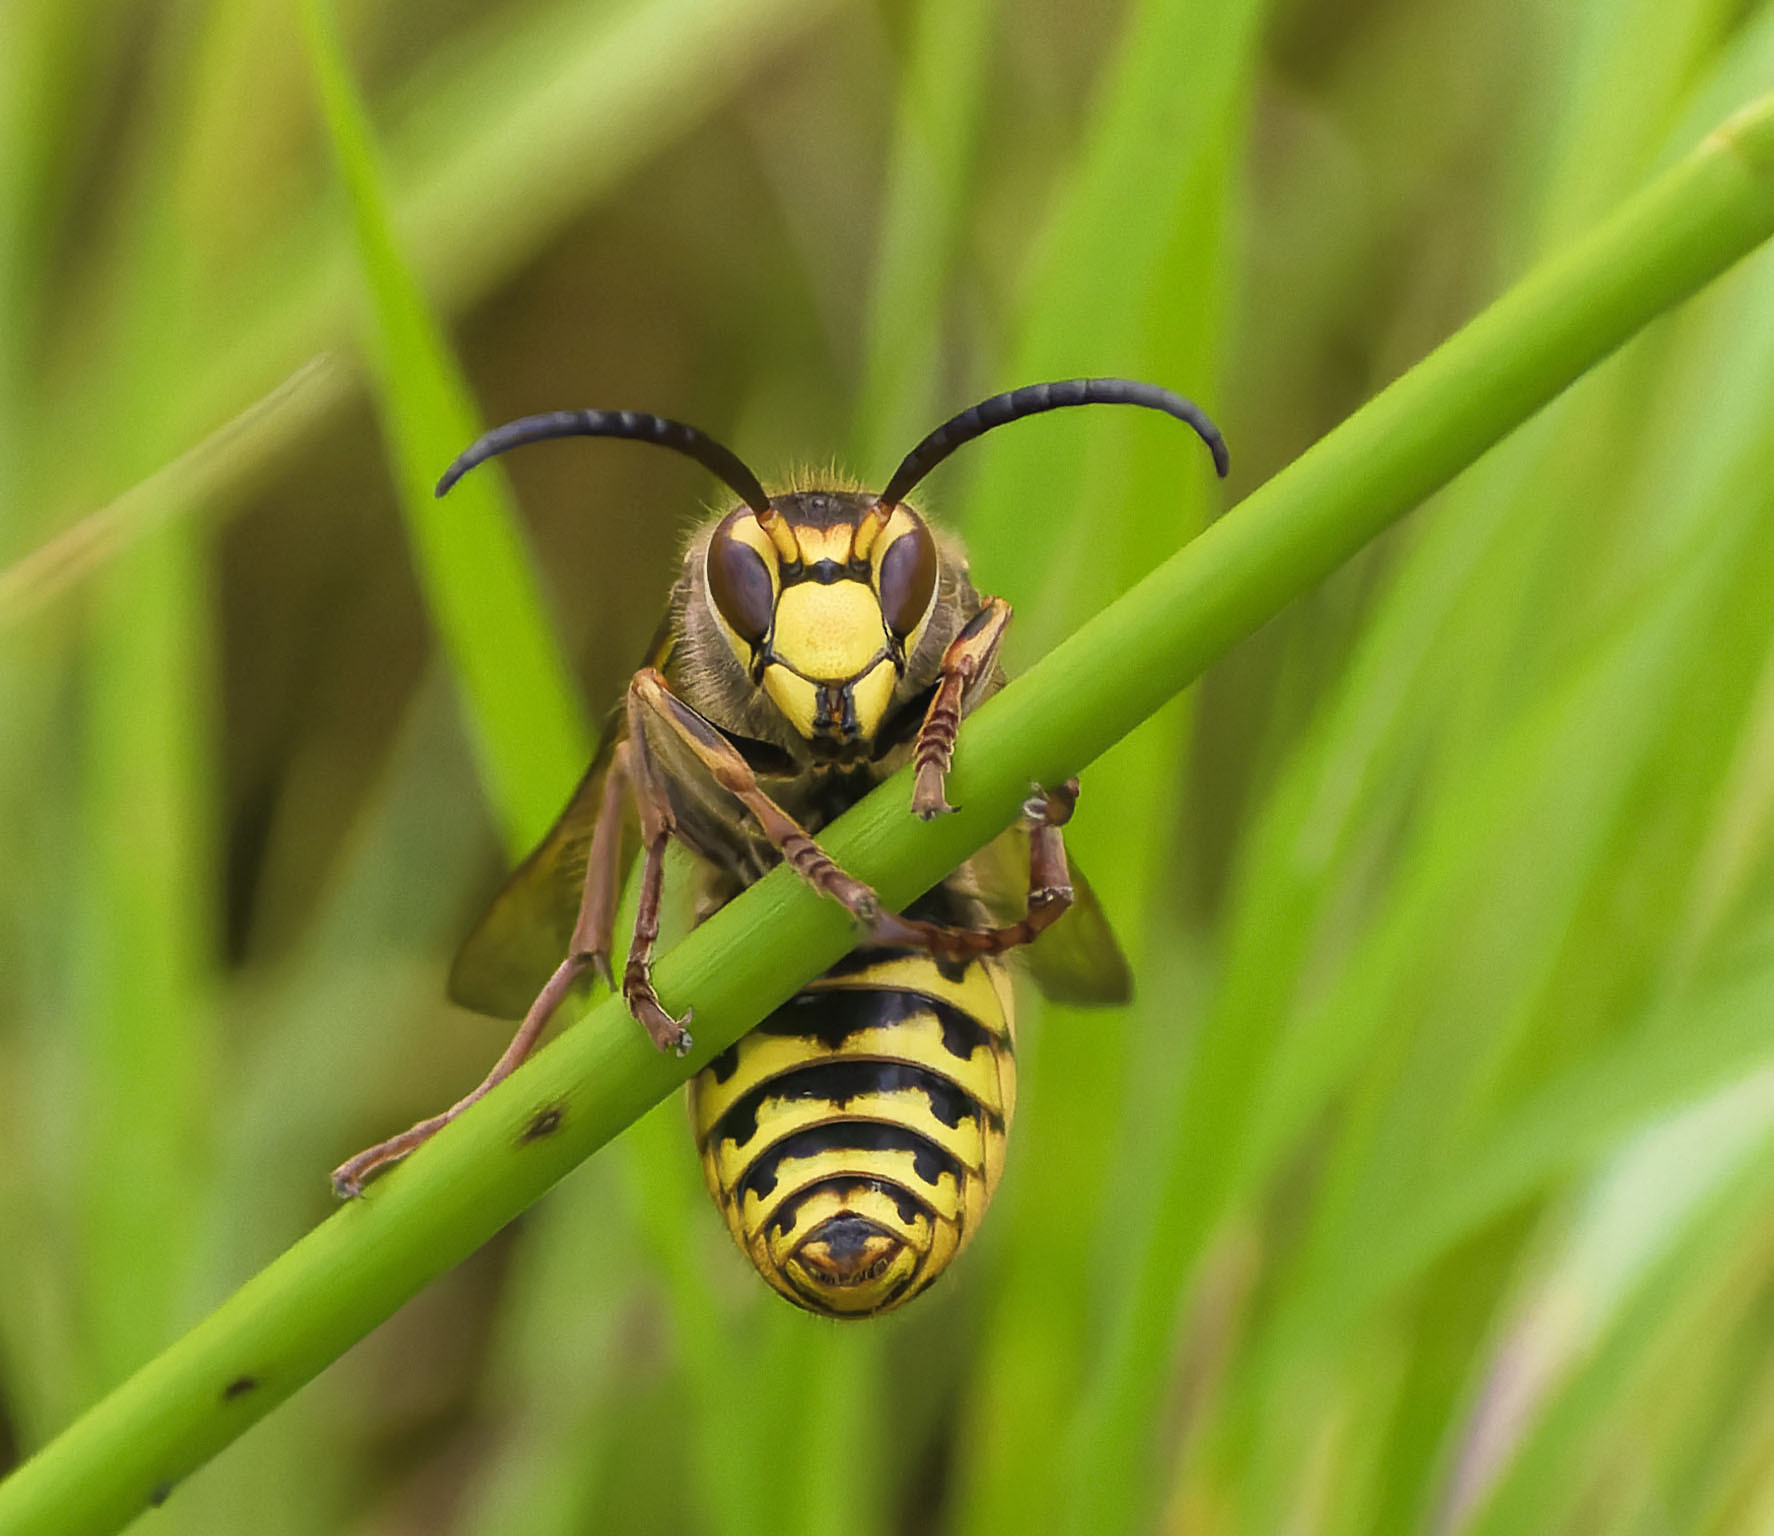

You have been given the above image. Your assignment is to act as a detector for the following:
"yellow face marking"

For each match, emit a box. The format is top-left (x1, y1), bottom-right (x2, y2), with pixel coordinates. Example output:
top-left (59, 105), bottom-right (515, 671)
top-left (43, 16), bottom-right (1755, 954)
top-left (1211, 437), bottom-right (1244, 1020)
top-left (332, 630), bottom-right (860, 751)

top-left (792, 524), bottom-right (857, 564)
top-left (728, 513), bottom-right (780, 566)
top-left (771, 582), bottom-right (885, 680)
top-left (849, 657), bottom-right (897, 741)
top-left (850, 503), bottom-right (891, 560)
top-left (705, 514), bottom-right (784, 675)
top-left (760, 664), bottom-right (819, 736)
top-left (754, 507), bottom-right (802, 563)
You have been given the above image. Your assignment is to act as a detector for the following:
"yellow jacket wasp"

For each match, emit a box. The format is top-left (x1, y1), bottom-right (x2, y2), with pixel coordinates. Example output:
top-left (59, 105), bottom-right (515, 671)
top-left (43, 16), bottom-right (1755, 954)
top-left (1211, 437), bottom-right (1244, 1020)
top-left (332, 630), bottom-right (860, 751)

top-left (335, 378), bottom-right (1227, 1317)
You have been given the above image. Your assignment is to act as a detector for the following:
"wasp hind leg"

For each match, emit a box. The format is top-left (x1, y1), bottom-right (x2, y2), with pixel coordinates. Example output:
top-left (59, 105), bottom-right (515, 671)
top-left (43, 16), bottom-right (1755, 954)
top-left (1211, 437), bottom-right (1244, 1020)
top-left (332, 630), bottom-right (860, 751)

top-left (875, 777), bottom-right (1080, 962)
top-left (331, 745), bottom-right (639, 1197)
top-left (332, 951), bottom-right (588, 1197)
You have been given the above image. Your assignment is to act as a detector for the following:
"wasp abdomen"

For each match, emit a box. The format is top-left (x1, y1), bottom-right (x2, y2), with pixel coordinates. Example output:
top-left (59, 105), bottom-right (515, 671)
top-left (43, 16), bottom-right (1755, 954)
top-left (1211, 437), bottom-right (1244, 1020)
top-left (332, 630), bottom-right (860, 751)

top-left (688, 949), bottom-right (1016, 1318)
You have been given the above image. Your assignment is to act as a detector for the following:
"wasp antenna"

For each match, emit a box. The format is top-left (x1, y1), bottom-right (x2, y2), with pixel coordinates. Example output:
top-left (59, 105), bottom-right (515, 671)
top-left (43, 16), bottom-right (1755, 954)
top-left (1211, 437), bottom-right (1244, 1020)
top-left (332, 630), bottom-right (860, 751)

top-left (435, 409), bottom-right (774, 515)
top-left (875, 378), bottom-right (1229, 507)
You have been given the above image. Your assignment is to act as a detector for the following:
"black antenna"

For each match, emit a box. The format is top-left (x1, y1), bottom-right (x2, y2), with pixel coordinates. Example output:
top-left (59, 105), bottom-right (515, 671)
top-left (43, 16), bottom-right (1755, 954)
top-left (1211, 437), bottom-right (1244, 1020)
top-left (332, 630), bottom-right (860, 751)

top-left (876, 378), bottom-right (1229, 507)
top-left (435, 409), bottom-right (773, 514)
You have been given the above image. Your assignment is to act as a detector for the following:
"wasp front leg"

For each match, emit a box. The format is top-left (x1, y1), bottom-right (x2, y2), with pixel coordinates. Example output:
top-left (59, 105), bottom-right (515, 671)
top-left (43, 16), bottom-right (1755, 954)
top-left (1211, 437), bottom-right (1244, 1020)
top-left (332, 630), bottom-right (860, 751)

top-left (628, 667), bottom-right (885, 921)
top-left (628, 665), bottom-right (1073, 969)
top-left (912, 596), bottom-right (1012, 819)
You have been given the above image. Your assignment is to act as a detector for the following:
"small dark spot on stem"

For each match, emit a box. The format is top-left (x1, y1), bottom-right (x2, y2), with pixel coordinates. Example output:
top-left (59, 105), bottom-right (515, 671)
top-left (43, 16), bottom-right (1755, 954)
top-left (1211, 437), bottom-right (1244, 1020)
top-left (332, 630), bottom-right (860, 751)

top-left (223, 1375), bottom-right (257, 1401)
top-left (521, 1104), bottom-right (565, 1143)
top-left (149, 1481), bottom-right (174, 1508)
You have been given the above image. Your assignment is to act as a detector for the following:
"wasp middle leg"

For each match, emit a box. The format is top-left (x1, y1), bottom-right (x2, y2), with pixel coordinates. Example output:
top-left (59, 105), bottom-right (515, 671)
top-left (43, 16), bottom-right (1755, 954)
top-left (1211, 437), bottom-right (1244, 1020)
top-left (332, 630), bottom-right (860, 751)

top-left (331, 744), bottom-right (639, 1195)
top-left (617, 677), bottom-right (695, 1055)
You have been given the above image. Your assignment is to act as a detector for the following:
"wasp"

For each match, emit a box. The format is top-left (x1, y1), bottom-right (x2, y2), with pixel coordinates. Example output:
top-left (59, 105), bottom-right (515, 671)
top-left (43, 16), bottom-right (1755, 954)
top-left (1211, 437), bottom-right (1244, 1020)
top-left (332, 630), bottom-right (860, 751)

top-left (334, 378), bottom-right (1227, 1317)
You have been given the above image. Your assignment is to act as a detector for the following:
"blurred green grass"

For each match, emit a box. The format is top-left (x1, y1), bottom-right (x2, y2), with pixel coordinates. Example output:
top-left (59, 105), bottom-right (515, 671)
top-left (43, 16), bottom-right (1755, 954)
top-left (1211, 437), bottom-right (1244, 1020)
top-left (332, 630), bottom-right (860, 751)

top-left (3, 0), bottom-right (1773, 1533)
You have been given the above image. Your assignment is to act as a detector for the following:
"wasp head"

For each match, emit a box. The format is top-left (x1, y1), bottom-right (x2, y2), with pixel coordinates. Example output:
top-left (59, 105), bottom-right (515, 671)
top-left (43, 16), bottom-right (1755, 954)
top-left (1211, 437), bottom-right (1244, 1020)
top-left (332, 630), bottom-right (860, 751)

top-left (703, 490), bottom-right (939, 748)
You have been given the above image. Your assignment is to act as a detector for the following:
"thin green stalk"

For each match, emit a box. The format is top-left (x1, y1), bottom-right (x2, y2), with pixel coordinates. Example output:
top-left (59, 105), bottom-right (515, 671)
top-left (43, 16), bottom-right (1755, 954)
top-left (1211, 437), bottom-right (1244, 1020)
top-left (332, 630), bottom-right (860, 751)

top-left (1, 91), bottom-right (1770, 1536)
top-left (0, 358), bottom-right (337, 632)
top-left (22, 0), bottom-right (835, 604)
top-left (72, 1), bottom-right (223, 1422)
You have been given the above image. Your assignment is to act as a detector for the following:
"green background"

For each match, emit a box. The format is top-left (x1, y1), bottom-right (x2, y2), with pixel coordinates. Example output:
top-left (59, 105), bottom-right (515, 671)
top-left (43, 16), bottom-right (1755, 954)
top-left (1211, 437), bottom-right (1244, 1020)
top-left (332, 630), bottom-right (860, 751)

top-left (2, 0), bottom-right (1772, 1531)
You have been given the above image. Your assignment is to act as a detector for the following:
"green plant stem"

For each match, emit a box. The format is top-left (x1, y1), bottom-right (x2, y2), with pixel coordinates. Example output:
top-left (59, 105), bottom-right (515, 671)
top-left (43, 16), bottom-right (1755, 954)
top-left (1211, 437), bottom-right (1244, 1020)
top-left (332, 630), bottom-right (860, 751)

top-left (1, 93), bottom-right (1769, 1536)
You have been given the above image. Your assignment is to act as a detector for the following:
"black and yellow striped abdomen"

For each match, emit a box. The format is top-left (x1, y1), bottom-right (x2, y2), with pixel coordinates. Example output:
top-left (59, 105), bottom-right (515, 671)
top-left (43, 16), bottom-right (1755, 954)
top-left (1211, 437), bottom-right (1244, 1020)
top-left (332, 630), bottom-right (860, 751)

top-left (688, 947), bottom-right (1016, 1318)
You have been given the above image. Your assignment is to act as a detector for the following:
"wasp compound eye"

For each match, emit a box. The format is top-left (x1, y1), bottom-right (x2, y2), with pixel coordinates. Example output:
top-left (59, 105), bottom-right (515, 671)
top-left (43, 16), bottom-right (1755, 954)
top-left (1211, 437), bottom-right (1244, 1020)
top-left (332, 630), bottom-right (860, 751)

top-left (877, 519), bottom-right (938, 639)
top-left (706, 520), bottom-right (776, 645)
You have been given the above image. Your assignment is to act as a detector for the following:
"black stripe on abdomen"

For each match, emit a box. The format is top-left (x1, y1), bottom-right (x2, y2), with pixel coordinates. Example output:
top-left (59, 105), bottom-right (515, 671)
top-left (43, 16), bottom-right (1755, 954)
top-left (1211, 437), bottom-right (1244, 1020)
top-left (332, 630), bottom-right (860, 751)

top-left (710, 1058), bottom-right (987, 1151)
top-left (737, 1121), bottom-right (963, 1205)
top-left (755, 985), bottom-right (997, 1058)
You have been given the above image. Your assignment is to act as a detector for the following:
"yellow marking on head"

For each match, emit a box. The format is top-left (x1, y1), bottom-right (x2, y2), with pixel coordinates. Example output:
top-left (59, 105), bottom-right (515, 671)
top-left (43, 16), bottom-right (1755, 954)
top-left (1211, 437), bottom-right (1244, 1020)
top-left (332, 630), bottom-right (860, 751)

top-left (788, 523), bottom-right (856, 565)
top-left (851, 502), bottom-right (891, 560)
top-left (725, 513), bottom-right (780, 567)
top-left (753, 506), bottom-right (801, 563)
top-left (760, 665), bottom-right (819, 736)
top-left (849, 656), bottom-right (897, 740)
top-left (771, 582), bottom-right (885, 680)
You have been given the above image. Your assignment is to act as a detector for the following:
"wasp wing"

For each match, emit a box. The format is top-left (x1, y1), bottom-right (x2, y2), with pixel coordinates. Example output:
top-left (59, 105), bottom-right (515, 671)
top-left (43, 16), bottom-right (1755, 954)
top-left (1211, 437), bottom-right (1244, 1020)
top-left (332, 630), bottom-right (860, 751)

top-left (449, 621), bottom-right (677, 1018)
top-left (967, 825), bottom-right (1133, 1007)
top-left (446, 715), bottom-right (635, 1018)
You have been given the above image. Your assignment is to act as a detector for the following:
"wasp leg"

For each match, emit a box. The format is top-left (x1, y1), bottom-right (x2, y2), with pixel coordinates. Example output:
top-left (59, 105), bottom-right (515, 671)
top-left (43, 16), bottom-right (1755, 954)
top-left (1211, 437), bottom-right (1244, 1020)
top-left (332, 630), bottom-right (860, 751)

top-left (912, 596), bottom-right (1012, 819)
top-left (629, 665), bottom-right (1074, 966)
top-left (331, 952), bottom-right (584, 1196)
top-left (332, 745), bottom-right (640, 1196)
top-left (871, 778), bottom-right (1079, 961)
top-left (629, 667), bottom-right (885, 921)
top-left (569, 738), bottom-right (635, 989)
top-left (616, 679), bottom-right (694, 1053)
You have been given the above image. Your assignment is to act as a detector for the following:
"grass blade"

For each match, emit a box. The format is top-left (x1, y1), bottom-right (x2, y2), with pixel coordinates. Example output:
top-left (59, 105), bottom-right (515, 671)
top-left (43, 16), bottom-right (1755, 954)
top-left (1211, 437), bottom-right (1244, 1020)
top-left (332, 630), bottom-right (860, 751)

top-left (297, 0), bottom-right (589, 850)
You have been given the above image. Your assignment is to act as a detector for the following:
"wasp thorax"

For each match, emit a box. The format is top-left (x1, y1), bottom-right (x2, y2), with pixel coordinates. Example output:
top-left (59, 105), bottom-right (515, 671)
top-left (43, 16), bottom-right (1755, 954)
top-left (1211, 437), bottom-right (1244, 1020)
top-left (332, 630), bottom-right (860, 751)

top-left (703, 493), bottom-right (939, 746)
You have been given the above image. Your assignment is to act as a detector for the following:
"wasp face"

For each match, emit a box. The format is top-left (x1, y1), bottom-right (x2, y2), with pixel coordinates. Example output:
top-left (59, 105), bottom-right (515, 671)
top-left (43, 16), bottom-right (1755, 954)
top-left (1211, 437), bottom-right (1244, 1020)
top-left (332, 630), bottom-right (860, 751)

top-left (703, 491), bottom-right (939, 748)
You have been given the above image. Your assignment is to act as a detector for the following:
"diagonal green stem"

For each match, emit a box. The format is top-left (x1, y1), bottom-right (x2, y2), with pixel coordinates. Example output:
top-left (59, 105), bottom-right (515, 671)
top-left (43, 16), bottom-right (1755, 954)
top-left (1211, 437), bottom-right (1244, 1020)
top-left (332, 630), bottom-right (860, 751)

top-left (1, 93), bottom-right (1770, 1536)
